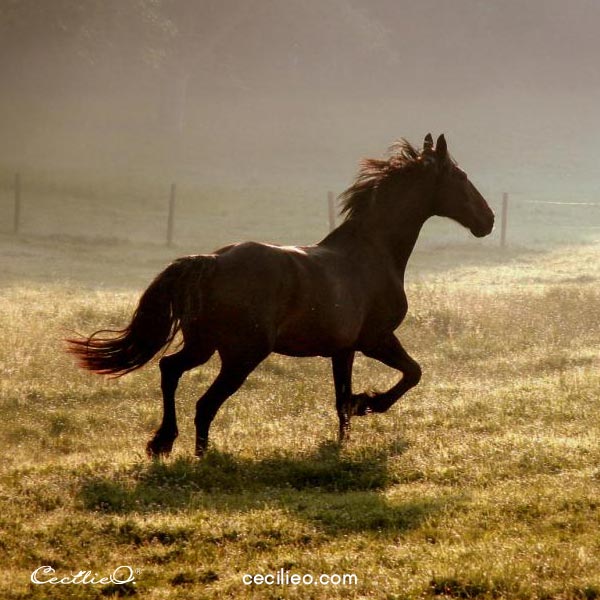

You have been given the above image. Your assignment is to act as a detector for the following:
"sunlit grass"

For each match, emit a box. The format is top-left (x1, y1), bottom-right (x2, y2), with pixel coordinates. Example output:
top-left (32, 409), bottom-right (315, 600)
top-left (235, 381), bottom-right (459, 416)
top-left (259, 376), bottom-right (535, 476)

top-left (1, 243), bottom-right (600, 598)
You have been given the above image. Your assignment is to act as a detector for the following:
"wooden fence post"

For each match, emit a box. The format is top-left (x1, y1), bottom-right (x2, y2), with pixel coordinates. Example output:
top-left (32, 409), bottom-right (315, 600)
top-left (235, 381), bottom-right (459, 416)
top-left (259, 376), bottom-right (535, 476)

top-left (167, 183), bottom-right (176, 246)
top-left (14, 173), bottom-right (21, 234)
top-left (327, 191), bottom-right (335, 232)
top-left (500, 192), bottom-right (508, 248)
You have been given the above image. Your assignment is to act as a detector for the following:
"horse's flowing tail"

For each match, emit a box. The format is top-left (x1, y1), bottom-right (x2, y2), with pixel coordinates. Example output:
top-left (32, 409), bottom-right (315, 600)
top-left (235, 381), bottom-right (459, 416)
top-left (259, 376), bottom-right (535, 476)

top-left (67, 256), bottom-right (215, 377)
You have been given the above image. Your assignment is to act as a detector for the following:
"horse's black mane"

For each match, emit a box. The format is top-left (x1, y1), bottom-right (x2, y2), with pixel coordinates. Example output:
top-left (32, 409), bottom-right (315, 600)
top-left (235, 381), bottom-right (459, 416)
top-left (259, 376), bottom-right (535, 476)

top-left (339, 139), bottom-right (422, 219)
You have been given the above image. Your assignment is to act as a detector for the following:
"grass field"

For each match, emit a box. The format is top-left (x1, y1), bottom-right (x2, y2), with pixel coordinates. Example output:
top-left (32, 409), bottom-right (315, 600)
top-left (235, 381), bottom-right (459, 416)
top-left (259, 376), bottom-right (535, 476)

top-left (1, 216), bottom-right (600, 598)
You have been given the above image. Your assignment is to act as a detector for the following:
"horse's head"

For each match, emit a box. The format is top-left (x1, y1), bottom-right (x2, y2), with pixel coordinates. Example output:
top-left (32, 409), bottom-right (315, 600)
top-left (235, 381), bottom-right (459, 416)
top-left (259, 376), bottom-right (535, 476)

top-left (422, 134), bottom-right (495, 237)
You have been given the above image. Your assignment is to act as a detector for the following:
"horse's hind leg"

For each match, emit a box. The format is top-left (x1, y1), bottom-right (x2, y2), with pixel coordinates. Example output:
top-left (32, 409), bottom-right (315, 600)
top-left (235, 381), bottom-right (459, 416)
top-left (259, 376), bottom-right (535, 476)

top-left (194, 351), bottom-right (267, 457)
top-left (332, 350), bottom-right (355, 443)
top-left (147, 343), bottom-right (214, 457)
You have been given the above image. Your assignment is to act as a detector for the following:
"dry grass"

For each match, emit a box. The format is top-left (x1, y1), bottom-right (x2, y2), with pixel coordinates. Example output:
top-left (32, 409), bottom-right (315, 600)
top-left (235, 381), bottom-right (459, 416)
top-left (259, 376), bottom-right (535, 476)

top-left (1, 235), bottom-right (600, 599)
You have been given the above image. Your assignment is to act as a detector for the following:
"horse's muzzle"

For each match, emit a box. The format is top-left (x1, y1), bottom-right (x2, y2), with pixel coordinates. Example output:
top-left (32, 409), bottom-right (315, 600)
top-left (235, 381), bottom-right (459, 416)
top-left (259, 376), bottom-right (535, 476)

top-left (471, 217), bottom-right (495, 238)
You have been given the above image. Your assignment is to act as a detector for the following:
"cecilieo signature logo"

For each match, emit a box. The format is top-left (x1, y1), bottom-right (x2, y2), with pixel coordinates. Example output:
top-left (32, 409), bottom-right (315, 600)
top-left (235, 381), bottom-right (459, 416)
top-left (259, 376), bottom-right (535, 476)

top-left (31, 565), bottom-right (136, 586)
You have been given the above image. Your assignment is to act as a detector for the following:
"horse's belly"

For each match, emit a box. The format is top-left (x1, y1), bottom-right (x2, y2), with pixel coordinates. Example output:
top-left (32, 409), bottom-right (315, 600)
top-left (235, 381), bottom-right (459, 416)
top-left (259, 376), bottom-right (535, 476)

top-left (273, 316), bottom-right (358, 357)
top-left (272, 336), bottom-right (342, 357)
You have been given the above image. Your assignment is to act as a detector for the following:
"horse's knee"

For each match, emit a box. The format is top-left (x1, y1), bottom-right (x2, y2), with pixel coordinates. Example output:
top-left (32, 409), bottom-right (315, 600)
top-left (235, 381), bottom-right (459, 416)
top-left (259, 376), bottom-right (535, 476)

top-left (404, 361), bottom-right (422, 388)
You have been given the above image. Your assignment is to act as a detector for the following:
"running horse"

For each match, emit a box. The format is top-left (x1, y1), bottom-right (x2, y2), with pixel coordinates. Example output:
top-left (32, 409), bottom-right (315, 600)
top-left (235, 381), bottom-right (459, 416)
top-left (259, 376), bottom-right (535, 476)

top-left (68, 134), bottom-right (494, 457)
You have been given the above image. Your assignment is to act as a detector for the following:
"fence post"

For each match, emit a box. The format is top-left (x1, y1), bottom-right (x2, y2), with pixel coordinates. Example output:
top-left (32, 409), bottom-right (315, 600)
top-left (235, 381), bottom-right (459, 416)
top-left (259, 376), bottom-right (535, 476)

top-left (327, 191), bottom-right (335, 232)
top-left (167, 183), bottom-right (176, 247)
top-left (14, 173), bottom-right (21, 234)
top-left (500, 192), bottom-right (508, 248)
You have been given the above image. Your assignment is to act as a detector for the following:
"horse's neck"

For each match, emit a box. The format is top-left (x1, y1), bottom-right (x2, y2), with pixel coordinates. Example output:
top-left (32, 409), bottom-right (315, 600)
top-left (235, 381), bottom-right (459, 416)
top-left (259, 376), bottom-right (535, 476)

top-left (391, 198), bottom-right (431, 276)
top-left (324, 181), bottom-right (431, 278)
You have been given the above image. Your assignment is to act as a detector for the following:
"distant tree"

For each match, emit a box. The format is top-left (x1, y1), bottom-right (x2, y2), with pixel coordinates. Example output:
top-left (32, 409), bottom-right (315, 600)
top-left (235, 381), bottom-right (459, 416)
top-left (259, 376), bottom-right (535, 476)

top-left (153, 0), bottom-right (394, 132)
top-left (154, 0), bottom-right (262, 133)
top-left (0, 1), bottom-right (172, 91)
top-left (0, 0), bottom-right (395, 131)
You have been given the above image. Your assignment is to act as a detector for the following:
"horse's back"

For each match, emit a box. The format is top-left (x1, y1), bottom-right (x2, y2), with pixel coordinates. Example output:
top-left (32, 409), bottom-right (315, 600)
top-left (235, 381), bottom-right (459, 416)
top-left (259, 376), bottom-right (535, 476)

top-left (207, 241), bottom-right (365, 356)
top-left (209, 241), bottom-right (341, 313)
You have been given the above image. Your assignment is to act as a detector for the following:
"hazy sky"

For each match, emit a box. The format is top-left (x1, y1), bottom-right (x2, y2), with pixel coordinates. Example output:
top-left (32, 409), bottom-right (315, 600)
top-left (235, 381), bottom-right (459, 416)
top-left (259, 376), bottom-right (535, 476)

top-left (1, 0), bottom-right (599, 197)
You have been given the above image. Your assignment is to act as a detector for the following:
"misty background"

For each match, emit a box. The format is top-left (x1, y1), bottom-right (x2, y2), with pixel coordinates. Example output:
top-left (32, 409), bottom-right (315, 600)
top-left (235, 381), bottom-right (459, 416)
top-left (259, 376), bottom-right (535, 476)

top-left (1, 0), bottom-right (599, 250)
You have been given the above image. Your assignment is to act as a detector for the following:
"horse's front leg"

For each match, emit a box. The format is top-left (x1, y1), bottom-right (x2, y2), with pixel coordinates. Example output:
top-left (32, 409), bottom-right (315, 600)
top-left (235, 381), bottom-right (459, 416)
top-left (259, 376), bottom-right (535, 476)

top-left (352, 335), bottom-right (421, 415)
top-left (331, 350), bottom-right (355, 443)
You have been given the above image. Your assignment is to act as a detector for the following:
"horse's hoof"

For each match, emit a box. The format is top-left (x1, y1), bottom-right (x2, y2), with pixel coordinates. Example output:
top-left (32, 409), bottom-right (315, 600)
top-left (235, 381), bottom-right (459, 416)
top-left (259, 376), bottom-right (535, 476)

top-left (146, 444), bottom-right (168, 459)
top-left (147, 448), bottom-right (166, 459)
top-left (146, 434), bottom-right (175, 459)
top-left (350, 393), bottom-right (372, 417)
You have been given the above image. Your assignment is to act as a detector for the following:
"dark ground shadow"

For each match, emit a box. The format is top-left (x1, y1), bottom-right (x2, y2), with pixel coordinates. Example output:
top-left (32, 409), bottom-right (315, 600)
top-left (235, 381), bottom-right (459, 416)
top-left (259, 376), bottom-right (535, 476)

top-left (77, 441), bottom-right (456, 535)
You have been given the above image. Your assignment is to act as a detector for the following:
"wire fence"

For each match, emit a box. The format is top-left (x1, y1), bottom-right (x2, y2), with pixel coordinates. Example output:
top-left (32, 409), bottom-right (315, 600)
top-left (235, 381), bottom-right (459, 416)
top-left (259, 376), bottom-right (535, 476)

top-left (2, 171), bottom-right (600, 249)
top-left (495, 193), bottom-right (600, 246)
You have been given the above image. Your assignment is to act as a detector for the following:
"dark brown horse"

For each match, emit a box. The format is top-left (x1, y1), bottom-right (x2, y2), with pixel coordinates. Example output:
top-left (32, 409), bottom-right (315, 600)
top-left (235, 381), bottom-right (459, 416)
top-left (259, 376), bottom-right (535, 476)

top-left (68, 134), bottom-right (494, 458)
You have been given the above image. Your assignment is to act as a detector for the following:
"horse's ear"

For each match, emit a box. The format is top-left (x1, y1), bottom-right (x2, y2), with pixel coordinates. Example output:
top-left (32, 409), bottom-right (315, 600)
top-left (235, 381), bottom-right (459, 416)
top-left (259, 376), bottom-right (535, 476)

top-left (423, 133), bottom-right (434, 152)
top-left (436, 134), bottom-right (448, 159)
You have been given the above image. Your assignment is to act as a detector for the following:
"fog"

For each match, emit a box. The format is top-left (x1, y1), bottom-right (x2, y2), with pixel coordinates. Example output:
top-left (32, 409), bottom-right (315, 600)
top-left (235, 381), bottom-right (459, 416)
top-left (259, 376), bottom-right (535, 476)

top-left (1, 0), bottom-right (599, 233)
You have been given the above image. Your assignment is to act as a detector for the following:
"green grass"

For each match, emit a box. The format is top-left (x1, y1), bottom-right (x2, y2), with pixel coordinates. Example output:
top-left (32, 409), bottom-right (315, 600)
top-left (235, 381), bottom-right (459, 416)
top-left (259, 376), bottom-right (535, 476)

top-left (1, 234), bottom-right (600, 598)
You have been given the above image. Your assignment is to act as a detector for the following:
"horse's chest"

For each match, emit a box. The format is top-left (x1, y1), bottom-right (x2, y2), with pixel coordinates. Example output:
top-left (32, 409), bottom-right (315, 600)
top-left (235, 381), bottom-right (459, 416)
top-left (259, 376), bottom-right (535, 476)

top-left (363, 285), bottom-right (407, 331)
